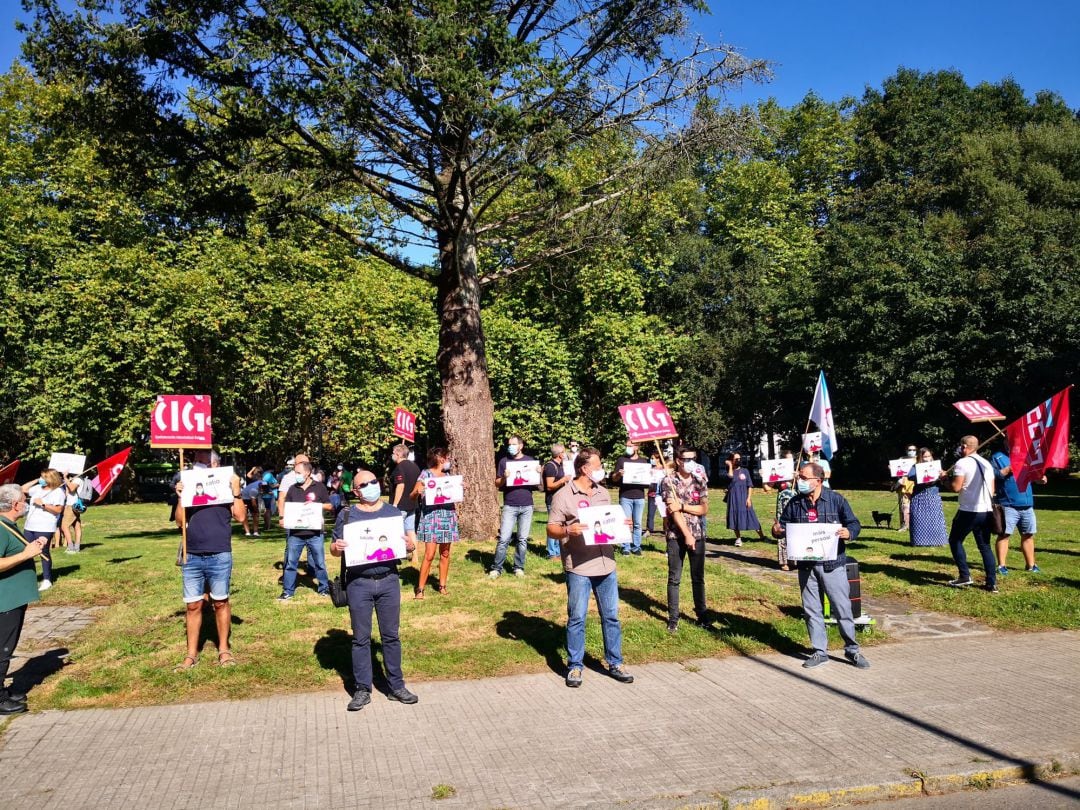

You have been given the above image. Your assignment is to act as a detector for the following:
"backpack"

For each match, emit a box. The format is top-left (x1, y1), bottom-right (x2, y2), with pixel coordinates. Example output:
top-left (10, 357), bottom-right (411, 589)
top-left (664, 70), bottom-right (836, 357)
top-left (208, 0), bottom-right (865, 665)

top-left (76, 477), bottom-right (95, 501)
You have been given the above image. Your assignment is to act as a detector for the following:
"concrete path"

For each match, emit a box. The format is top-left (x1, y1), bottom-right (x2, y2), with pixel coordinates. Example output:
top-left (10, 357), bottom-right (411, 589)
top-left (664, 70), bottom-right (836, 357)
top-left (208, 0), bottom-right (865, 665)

top-left (1, 629), bottom-right (1077, 809)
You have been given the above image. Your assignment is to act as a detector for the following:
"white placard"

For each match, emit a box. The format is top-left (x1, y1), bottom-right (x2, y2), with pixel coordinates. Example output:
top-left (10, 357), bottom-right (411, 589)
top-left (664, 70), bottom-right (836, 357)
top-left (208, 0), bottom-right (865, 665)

top-left (914, 460), bottom-right (942, 484)
top-left (504, 459), bottom-right (541, 487)
top-left (423, 474), bottom-right (464, 505)
top-left (577, 505), bottom-right (631, 546)
top-left (282, 500), bottom-right (324, 531)
top-left (180, 466), bottom-right (235, 508)
top-left (342, 516), bottom-right (407, 566)
top-left (621, 461), bottom-right (653, 486)
top-left (802, 432), bottom-right (823, 454)
top-left (654, 493), bottom-right (668, 518)
top-left (49, 453), bottom-right (86, 476)
top-left (785, 522), bottom-right (841, 561)
top-left (760, 458), bottom-right (795, 483)
top-left (650, 468), bottom-right (667, 485)
top-left (888, 458), bottom-right (912, 478)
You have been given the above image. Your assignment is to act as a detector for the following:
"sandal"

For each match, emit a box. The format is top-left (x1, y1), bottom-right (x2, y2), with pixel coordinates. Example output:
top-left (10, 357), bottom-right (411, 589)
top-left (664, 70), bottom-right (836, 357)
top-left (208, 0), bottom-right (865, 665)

top-left (216, 651), bottom-right (237, 667)
top-left (413, 588), bottom-right (425, 600)
top-left (173, 655), bottom-right (198, 672)
top-left (437, 584), bottom-right (449, 595)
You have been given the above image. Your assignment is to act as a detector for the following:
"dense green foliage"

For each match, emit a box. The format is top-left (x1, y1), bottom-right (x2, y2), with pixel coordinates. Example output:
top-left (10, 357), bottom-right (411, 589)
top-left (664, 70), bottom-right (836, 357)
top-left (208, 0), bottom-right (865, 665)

top-left (1, 62), bottom-right (1076, 478)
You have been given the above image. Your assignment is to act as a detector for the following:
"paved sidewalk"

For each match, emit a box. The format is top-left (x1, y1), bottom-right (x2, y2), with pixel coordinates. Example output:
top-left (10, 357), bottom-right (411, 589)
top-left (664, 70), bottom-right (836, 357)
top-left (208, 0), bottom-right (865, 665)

top-left (1, 630), bottom-right (1077, 809)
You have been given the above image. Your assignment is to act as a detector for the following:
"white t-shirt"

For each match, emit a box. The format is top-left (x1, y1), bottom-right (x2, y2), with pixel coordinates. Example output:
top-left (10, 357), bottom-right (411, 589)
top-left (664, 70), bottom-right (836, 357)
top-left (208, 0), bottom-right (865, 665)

top-left (24, 484), bottom-right (66, 532)
top-left (953, 454), bottom-right (993, 512)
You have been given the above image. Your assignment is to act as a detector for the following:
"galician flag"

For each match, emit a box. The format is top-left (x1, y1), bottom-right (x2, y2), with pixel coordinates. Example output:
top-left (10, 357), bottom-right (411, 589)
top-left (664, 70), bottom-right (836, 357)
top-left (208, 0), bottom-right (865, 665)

top-left (808, 371), bottom-right (837, 460)
top-left (1006, 387), bottom-right (1071, 491)
top-left (90, 447), bottom-right (133, 503)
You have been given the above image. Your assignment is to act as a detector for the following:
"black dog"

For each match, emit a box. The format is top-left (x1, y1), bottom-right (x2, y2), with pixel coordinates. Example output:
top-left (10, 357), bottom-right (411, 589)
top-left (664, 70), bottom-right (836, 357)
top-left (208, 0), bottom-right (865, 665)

top-left (872, 510), bottom-right (893, 529)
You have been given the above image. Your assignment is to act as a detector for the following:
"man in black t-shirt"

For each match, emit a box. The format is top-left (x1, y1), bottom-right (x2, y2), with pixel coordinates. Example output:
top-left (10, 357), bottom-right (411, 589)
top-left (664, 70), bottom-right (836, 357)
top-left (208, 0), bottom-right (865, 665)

top-left (389, 444), bottom-right (421, 553)
top-left (278, 461), bottom-right (333, 600)
top-left (490, 435), bottom-right (541, 577)
top-left (612, 440), bottom-right (647, 555)
top-left (543, 443), bottom-right (571, 559)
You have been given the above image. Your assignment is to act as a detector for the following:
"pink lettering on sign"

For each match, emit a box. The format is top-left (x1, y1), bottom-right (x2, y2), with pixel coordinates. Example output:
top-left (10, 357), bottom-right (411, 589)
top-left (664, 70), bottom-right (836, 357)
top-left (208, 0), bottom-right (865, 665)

top-left (150, 395), bottom-right (213, 449)
top-left (952, 400), bottom-right (1004, 423)
top-left (393, 408), bottom-right (416, 441)
top-left (618, 400), bottom-right (678, 442)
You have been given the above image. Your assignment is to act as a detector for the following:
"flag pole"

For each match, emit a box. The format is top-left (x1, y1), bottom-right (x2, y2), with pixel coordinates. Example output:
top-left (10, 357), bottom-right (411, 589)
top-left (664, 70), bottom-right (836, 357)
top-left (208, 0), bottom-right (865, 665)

top-left (179, 448), bottom-right (188, 565)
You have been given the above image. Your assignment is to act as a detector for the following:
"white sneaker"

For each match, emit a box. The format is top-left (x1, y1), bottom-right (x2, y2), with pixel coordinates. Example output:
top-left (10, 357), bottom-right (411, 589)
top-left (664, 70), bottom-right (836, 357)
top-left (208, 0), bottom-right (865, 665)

top-left (38, 579), bottom-right (52, 592)
top-left (488, 570), bottom-right (500, 579)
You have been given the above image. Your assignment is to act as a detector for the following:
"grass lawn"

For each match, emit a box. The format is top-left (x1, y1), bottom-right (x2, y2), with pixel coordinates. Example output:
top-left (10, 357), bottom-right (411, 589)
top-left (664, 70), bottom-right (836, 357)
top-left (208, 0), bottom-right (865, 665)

top-left (23, 481), bottom-right (1077, 711)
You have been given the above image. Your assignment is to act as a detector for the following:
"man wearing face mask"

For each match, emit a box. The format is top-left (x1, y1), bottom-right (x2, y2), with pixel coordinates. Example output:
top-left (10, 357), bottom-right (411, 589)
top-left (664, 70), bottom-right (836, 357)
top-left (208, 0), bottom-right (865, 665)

top-left (543, 444), bottom-right (572, 560)
top-left (772, 462), bottom-right (869, 670)
top-left (612, 439), bottom-right (647, 556)
top-left (490, 435), bottom-right (540, 578)
top-left (277, 462), bottom-right (333, 601)
top-left (389, 444), bottom-right (421, 557)
top-left (661, 448), bottom-right (710, 632)
top-left (546, 446), bottom-right (634, 687)
top-left (330, 471), bottom-right (418, 711)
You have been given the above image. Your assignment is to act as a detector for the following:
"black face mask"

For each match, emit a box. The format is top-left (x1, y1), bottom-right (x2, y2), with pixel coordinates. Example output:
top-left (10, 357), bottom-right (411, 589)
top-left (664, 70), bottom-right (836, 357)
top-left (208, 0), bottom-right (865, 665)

top-left (732, 460), bottom-right (741, 468)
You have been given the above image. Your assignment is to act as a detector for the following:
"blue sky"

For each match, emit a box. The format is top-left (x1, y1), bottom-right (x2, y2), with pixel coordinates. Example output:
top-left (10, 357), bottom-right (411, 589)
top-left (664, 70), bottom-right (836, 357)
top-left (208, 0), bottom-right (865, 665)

top-left (1, 2), bottom-right (1076, 109)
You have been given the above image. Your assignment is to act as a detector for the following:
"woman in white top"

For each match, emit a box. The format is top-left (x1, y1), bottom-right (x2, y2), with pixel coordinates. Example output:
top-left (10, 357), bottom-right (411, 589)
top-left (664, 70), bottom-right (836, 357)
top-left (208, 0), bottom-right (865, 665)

top-left (22, 469), bottom-right (65, 590)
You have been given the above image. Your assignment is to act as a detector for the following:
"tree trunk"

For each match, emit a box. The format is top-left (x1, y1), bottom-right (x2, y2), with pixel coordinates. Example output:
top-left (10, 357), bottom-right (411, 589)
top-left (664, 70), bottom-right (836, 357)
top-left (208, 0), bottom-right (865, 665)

top-left (436, 224), bottom-right (500, 541)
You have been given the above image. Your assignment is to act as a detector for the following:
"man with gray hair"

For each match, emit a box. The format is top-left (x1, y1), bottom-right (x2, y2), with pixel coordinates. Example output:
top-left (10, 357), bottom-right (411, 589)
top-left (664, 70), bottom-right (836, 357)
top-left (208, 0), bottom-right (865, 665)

top-left (542, 444), bottom-right (572, 559)
top-left (0, 483), bottom-right (48, 713)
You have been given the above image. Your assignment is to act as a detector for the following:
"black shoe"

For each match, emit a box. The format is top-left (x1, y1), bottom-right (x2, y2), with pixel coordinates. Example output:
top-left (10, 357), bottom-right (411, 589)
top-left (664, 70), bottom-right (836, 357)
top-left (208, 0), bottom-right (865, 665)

top-left (608, 665), bottom-right (634, 684)
top-left (0, 689), bottom-right (26, 704)
top-left (565, 667), bottom-right (583, 687)
top-left (631, 548), bottom-right (642, 556)
top-left (666, 620), bottom-right (679, 634)
top-left (387, 687), bottom-right (418, 704)
top-left (619, 548), bottom-right (631, 556)
top-left (0, 698), bottom-right (27, 715)
top-left (695, 612), bottom-right (714, 628)
top-left (347, 689), bottom-right (371, 711)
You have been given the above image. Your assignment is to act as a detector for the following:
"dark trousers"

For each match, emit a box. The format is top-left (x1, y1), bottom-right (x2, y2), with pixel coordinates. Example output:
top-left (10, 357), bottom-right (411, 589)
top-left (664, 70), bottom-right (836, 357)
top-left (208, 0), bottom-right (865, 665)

top-left (0, 604), bottom-right (27, 687)
top-left (24, 530), bottom-right (53, 581)
top-left (948, 509), bottom-right (996, 587)
top-left (667, 533), bottom-right (707, 621)
top-left (346, 574), bottom-right (404, 692)
top-left (646, 495), bottom-right (658, 533)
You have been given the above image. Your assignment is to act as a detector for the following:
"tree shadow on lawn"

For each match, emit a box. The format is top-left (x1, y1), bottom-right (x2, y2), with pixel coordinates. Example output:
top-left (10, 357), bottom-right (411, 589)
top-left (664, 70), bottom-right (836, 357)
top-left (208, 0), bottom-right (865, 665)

top-left (313, 627), bottom-right (392, 696)
top-left (495, 610), bottom-right (569, 675)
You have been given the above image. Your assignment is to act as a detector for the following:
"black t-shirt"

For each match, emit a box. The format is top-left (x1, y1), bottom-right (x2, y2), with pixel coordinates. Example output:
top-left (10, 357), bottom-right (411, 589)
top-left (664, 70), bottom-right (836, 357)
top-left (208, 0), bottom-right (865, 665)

top-left (284, 480), bottom-right (331, 538)
top-left (542, 460), bottom-right (564, 506)
top-left (614, 455), bottom-right (647, 499)
top-left (333, 502), bottom-right (404, 580)
top-left (391, 460), bottom-right (421, 512)
top-left (497, 455), bottom-right (538, 507)
top-left (186, 504), bottom-right (233, 554)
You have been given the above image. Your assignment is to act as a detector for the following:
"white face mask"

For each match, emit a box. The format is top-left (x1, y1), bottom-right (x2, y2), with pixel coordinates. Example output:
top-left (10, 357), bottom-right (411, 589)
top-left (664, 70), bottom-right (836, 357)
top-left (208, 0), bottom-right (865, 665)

top-left (589, 468), bottom-right (606, 484)
top-left (625, 445), bottom-right (635, 456)
top-left (407, 452), bottom-right (415, 463)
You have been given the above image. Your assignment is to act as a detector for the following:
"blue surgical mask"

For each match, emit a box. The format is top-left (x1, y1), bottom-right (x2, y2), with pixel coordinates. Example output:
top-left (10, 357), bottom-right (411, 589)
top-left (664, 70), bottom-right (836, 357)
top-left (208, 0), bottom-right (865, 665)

top-left (796, 479), bottom-right (813, 495)
top-left (507, 444), bottom-right (519, 456)
top-left (38, 478), bottom-right (45, 487)
top-left (359, 482), bottom-right (381, 502)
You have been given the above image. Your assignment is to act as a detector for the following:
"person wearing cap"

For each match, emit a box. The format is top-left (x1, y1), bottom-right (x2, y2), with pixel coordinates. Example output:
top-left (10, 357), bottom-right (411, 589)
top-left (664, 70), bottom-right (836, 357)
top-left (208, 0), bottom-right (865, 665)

top-left (174, 449), bottom-right (245, 670)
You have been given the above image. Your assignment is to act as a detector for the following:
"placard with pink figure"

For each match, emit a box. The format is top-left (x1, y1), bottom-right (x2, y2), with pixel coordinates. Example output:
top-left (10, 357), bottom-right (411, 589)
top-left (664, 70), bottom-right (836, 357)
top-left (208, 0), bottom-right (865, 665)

top-left (760, 458), bottom-right (794, 484)
top-left (423, 475), bottom-right (464, 506)
top-left (505, 459), bottom-right (542, 487)
top-left (342, 516), bottom-right (408, 567)
top-left (914, 460), bottom-right (942, 484)
top-left (179, 466), bottom-right (235, 508)
top-left (785, 522), bottom-right (841, 561)
top-left (802, 432), bottom-right (823, 454)
top-left (887, 458), bottom-right (912, 478)
top-left (577, 505), bottom-right (631, 546)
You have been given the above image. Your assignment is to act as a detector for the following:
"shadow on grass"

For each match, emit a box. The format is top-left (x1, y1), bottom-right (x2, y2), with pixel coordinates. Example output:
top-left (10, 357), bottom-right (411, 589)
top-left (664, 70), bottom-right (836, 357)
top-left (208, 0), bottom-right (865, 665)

top-left (51, 564), bottom-right (80, 580)
top-left (1040, 546), bottom-right (1080, 557)
top-left (313, 627), bottom-right (390, 695)
top-left (857, 560), bottom-right (953, 586)
top-left (109, 528), bottom-right (180, 540)
top-left (888, 552), bottom-right (955, 566)
top-left (617, 585), bottom-right (668, 622)
top-left (464, 548), bottom-right (493, 571)
top-left (495, 611), bottom-right (566, 675)
top-left (711, 549), bottom-right (778, 570)
top-left (107, 555), bottom-right (142, 564)
top-left (10, 647), bottom-right (69, 696)
top-left (708, 613), bottom-right (806, 657)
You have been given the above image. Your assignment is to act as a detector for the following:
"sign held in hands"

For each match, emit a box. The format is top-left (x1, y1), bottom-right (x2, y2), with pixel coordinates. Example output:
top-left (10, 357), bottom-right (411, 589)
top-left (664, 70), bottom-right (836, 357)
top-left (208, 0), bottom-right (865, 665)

top-left (393, 407), bottom-right (416, 442)
top-left (785, 522), bottom-right (841, 561)
top-left (151, 395), bottom-right (213, 448)
top-left (952, 400), bottom-right (1004, 423)
top-left (577, 505), bottom-right (632, 546)
top-left (618, 400), bottom-right (677, 442)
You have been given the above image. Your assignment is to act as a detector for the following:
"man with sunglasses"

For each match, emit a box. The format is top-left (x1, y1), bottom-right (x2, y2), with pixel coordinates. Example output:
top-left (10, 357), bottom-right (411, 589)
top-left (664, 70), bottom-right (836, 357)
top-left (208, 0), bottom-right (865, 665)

top-left (772, 463), bottom-right (869, 670)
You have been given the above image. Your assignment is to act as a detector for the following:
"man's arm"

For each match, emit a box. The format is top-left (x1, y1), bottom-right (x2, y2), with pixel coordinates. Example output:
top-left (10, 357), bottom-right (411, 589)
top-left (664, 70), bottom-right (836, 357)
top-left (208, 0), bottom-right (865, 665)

top-left (230, 475), bottom-right (246, 522)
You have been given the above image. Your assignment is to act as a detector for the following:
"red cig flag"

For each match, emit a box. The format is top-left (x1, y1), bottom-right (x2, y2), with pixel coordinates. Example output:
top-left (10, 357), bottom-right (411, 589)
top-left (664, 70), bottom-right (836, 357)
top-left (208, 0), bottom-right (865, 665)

top-left (1006, 387), bottom-right (1071, 491)
top-left (91, 447), bottom-right (133, 503)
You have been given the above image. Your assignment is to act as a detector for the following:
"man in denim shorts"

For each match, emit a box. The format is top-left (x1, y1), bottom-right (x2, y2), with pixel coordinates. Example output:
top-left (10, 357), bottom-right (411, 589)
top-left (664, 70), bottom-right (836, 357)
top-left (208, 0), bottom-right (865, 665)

top-left (992, 440), bottom-right (1046, 576)
top-left (175, 450), bottom-right (245, 670)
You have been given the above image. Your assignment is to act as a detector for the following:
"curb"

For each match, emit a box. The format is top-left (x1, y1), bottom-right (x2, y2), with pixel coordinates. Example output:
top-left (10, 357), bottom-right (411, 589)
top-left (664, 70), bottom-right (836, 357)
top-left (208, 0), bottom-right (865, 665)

top-left (714, 751), bottom-right (1080, 809)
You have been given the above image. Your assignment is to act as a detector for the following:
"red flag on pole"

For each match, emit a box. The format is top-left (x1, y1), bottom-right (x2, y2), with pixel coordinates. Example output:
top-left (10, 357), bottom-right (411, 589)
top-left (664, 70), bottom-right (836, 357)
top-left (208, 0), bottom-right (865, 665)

top-left (90, 447), bottom-right (133, 503)
top-left (0, 460), bottom-right (19, 486)
top-left (1006, 387), bottom-right (1071, 491)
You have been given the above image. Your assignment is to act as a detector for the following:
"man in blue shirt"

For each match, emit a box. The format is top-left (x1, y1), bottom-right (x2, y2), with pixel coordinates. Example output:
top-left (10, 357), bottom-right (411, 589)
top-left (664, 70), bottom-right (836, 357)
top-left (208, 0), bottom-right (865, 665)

top-left (773, 462), bottom-right (869, 670)
top-left (992, 440), bottom-right (1045, 576)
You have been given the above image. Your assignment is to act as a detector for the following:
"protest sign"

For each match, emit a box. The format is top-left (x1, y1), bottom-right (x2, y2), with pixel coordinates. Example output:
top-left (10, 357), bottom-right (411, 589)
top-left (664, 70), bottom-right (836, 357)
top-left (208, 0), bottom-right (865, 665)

top-left (618, 400), bottom-right (677, 442)
top-left (802, 432), bottom-right (823, 454)
top-left (423, 474), bottom-right (464, 506)
top-left (620, 461), bottom-right (653, 486)
top-left (952, 399), bottom-right (1004, 423)
top-left (888, 458), bottom-right (913, 478)
top-left (343, 516), bottom-right (407, 566)
top-left (760, 458), bottom-right (794, 483)
top-left (151, 395), bottom-right (212, 448)
top-left (577, 505), bottom-right (631, 546)
top-left (179, 466), bottom-right (234, 508)
top-left (505, 460), bottom-right (541, 487)
top-left (914, 460), bottom-right (942, 483)
top-left (393, 407), bottom-right (416, 442)
top-left (48, 453), bottom-right (86, 476)
top-left (282, 501), bottom-right (325, 531)
top-left (785, 522), bottom-right (841, 561)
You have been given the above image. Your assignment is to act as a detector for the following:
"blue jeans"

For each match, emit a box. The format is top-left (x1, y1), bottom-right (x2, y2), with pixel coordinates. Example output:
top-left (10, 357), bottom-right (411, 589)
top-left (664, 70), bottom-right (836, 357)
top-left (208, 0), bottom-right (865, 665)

top-left (565, 569), bottom-right (624, 670)
top-left (619, 497), bottom-right (644, 552)
top-left (24, 530), bottom-right (54, 582)
top-left (283, 533), bottom-right (329, 595)
top-left (346, 574), bottom-right (404, 692)
top-left (799, 563), bottom-right (859, 656)
top-left (492, 504), bottom-right (533, 573)
top-left (948, 510), bottom-right (996, 587)
top-left (181, 551), bottom-right (233, 603)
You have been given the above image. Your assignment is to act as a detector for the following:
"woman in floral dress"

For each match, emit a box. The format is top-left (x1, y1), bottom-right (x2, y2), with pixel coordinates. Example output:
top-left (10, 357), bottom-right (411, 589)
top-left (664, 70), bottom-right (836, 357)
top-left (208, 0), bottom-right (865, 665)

top-left (411, 447), bottom-right (460, 597)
